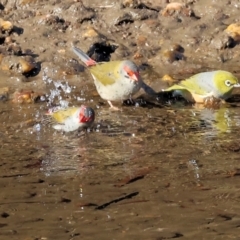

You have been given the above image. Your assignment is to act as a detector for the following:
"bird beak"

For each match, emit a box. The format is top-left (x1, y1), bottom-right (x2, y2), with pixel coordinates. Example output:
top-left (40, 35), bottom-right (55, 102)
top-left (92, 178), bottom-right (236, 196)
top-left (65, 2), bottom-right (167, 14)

top-left (234, 83), bottom-right (240, 87)
top-left (130, 72), bottom-right (140, 82)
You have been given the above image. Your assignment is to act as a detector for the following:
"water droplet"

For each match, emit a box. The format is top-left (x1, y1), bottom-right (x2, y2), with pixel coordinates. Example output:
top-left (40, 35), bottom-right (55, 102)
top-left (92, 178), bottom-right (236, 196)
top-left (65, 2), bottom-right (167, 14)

top-left (33, 123), bottom-right (41, 132)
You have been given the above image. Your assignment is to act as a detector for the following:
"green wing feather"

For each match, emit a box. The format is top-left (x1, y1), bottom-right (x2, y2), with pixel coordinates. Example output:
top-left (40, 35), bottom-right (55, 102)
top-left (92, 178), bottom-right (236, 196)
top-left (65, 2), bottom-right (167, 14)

top-left (89, 61), bottom-right (122, 86)
top-left (166, 76), bottom-right (209, 96)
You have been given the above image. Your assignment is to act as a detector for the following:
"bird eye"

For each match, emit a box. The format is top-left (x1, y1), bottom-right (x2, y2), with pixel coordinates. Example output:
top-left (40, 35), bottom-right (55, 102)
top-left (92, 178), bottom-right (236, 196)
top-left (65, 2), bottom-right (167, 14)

top-left (225, 80), bottom-right (232, 87)
top-left (125, 69), bottom-right (134, 77)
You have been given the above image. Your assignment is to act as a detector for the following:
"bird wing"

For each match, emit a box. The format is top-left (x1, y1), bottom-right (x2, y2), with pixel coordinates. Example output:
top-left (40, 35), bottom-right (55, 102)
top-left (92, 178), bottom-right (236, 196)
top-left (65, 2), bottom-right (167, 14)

top-left (51, 107), bottom-right (79, 123)
top-left (89, 61), bottom-right (122, 86)
top-left (166, 74), bottom-right (213, 96)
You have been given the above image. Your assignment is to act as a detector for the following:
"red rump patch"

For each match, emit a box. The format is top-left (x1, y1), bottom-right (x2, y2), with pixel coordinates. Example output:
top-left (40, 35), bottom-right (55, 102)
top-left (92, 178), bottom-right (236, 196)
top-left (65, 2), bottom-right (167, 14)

top-left (85, 58), bottom-right (97, 66)
top-left (46, 106), bottom-right (62, 115)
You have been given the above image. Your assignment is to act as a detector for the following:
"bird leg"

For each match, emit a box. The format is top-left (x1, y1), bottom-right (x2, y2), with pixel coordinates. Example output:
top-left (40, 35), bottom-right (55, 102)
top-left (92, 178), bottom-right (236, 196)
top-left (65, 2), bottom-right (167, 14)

top-left (203, 96), bottom-right (221, 109)
top-left (107, 100), bottom-right (120, 111)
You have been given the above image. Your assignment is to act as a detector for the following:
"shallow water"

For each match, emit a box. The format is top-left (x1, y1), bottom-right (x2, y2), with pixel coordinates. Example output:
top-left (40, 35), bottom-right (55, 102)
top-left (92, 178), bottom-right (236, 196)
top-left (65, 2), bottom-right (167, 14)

top-left (1, 92), bottom-right (240, 239)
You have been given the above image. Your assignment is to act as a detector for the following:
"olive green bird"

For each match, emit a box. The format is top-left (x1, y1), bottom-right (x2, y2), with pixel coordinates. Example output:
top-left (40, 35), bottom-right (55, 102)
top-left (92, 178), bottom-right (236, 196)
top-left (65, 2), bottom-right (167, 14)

top-left (72, 46), bottom-right (156, 110)
top-left (46, 105), bottom-right (95, 132)
top-left (163, 70), bottom-right (240, 103)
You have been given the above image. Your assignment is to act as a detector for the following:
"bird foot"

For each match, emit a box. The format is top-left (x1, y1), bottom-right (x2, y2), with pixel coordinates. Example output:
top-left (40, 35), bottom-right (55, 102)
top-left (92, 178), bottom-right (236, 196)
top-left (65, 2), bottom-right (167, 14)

top-left (108, 101), bottom-right (120, 111)
top-left (203, 96), bottom-right (221, 109)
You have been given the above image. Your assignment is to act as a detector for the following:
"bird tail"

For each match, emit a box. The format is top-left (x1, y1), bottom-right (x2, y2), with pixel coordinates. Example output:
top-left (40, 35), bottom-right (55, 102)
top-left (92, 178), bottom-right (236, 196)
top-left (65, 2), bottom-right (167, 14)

top-left (72, 46), bottom-right (96, 66)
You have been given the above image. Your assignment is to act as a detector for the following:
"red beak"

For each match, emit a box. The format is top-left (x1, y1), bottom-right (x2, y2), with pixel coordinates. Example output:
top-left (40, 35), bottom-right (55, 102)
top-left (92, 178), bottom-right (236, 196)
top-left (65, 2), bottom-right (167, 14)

top-left (130, 72), bottom-right (139, 81)
top-left (123, 65), bottom-right (139, 82)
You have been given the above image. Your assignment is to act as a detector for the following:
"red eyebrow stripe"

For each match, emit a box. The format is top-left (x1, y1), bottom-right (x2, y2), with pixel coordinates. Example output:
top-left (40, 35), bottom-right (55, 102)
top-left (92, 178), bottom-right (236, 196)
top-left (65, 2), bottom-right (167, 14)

top-left (124, 65), bottom-right (136, 76)
top-left (123, 65), bottom-right (140, 82)
top-left (123, 65), bottom-right (130, 73)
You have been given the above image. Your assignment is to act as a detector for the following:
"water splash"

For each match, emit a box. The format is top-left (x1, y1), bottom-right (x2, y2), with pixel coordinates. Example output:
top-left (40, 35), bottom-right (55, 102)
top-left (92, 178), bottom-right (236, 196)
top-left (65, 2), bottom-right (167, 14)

top-left (42, 68), bottom-right (73, 107)
top-left (188, 159), bottom-right (200, 182)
